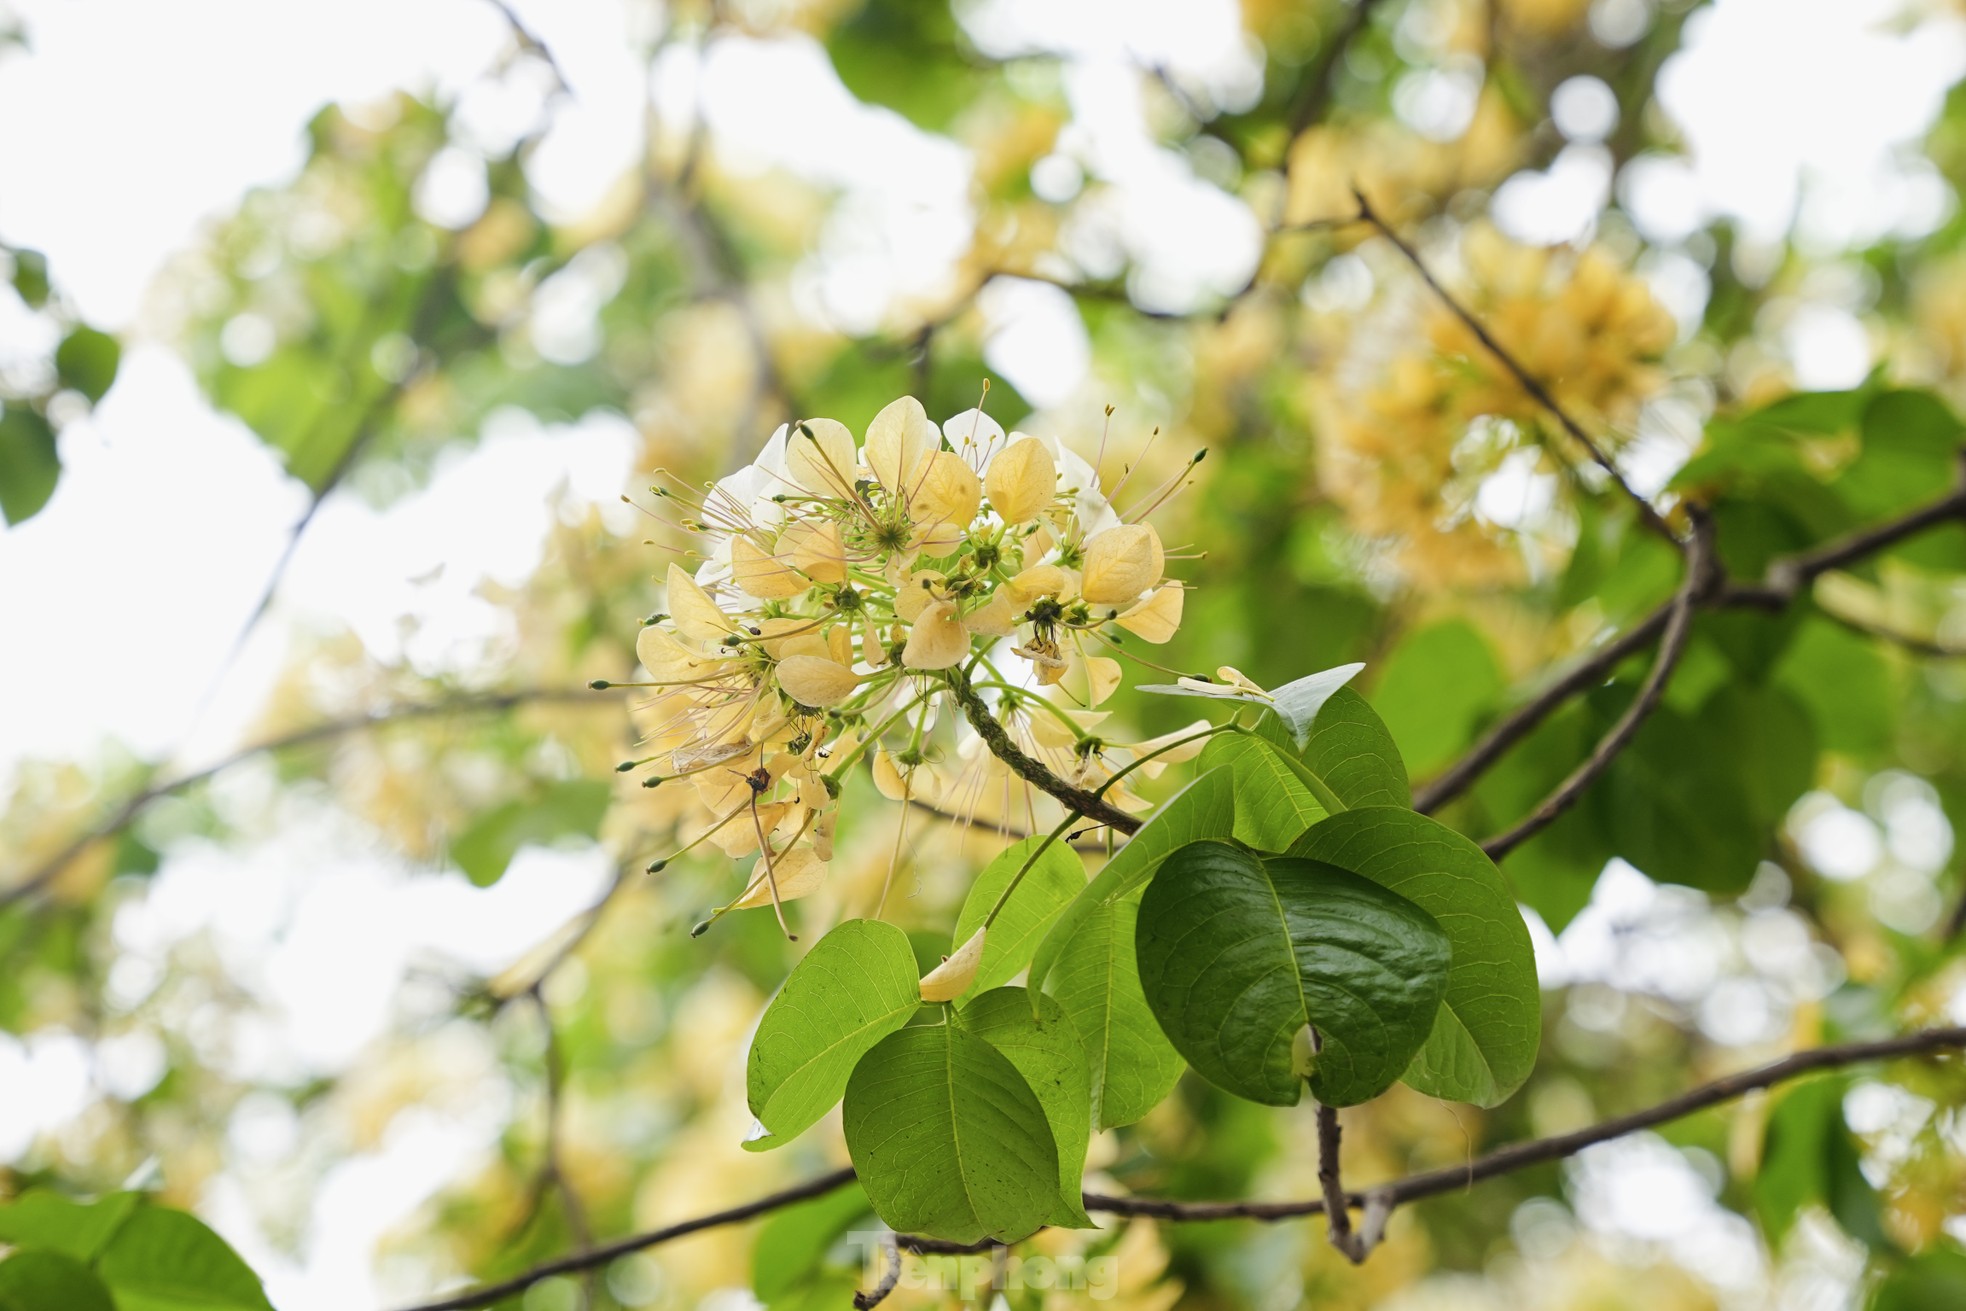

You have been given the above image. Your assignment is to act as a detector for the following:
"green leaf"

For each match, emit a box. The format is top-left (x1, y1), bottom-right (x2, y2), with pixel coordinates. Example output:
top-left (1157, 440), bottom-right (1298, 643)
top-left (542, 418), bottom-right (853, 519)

top-left (54, 327), bottom-right (121, 404)
top-left (1872, 1247), bottom-right (1966, 1311)
top-left (1135, 842), bottom-right (1450, 1107)
top-left (0, 1191), bottom-right (140, 1262)
top-left (1371, 621), bottom-right (1504, 775)
top-left (825, 0), bottom-right (989, 133)
top-left (1198, 732), bottom-right (1328, 850)
top-left (1599, 697), bottom-right (1765, 894)
top-left (448, 779), bottom-right (611, 886)
top-left (746, 919), bottom-right (923, 1151)
top-left (9, 249), bottom-right (50, 308)
top-left (842, 1023), bottom-right (1059, 1245)
top-left (1286, 808), bottom-right (1539, 1106)
top-left (94, 1206), bottom-right (273, 1311)
top-left (1049, 896), bottom-right (1186, 1128)
top-left (0, 405), bottom-right (60, 526)
top-left (1754, 1077), bottom-right (1887, 1251)
top-left (960, 987), bottom-right (1095, 1227)
top-left (951, 837), bottom-right (1086, 997)
top-left (0, 1251), bottom-right (116, 1311)
top-left (750, 1182), bottom-right (871, 1304)
top-left (1275, 687), bottom-right (1411, 809)
top-left (1026, 766), bottom-right (1237, 996)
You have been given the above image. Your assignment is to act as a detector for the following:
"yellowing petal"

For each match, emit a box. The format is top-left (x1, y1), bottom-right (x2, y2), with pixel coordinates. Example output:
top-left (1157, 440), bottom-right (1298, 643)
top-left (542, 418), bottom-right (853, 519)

top-left (780, 520), bottom-right (848, 584)
top-left (1084, 655), bottom-right (1123, 706)
top-left (902, 599), bottom-right (969, 670)
top-left (962, 590), bottom-right (1017, 638)
top-left (732, 844), bottom-right (828, 908)
top-left (872, 748), bottom-right (913, 800)
top-left (783, 418), bottom-right (859, 499)
top-left (920, 926), bottom-right (986, 1002)
top-left (864, 395), bottom-right (937, 497)
top-left (776, 655), bottom-right (862, 707)
top-left (1006, 564), bottom-right (1067, 608)
top-left (1115, 585), bottom-right (1184, 644)
top-left (1027, 707), bottom-right (1107, 749)
top-left (1079, 523), bottom-right (1164, 606)
top-left (667, 563), bottom-right (735, 643)
top-left (911, 450), bottom-right (981, 527)
top-left (986, 436), bottom-right (1055, 524)
top-left (637, 623), bottom-right (703, 677)
top-left (894, 569), bottom-right (945, 622)
top-left (731, 535), bottom-right (809, 599)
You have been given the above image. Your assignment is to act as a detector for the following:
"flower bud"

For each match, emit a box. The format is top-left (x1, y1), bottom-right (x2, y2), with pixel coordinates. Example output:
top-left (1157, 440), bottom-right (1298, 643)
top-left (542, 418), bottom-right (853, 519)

top-left (920, 926), bottom-right (987, 1002)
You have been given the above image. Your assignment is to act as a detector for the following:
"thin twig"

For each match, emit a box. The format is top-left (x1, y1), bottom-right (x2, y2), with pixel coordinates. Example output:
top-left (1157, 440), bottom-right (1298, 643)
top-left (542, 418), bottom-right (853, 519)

top-left (1479, 509), bottom-right (1713, 860)
top-left (1, 687), bottom-right (619, 908)
top-left (483, 0), bottom-right (574, 100)
top-left (1351, 190), bottom-right (1680, 544)
top-left (387, 1028), bottom-right (1966, 1310)
top-left (1415, 473), bottom-right (1966, 814)
top-left (1316, 1103), bottom-right (1365, 1262)
top-left (853, 1231), bottom-right (902, 1310)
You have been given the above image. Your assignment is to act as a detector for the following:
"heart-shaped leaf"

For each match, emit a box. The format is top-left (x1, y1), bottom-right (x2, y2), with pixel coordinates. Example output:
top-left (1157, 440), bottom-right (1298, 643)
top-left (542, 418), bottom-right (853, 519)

top-left (1287, 808), bottom-right (1539, 1106)
top-left (843, 1023), bottom-right (1060, 1244)
top-left (746, 919), bottom-right (924, 1151)
top-left (1135, 841), bottom-right (1449, 1106)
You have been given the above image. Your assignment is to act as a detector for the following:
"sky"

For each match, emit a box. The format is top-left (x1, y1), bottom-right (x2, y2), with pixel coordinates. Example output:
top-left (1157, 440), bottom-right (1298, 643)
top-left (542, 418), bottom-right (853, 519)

top-left (1, 0), bottom-right (1964, 1305)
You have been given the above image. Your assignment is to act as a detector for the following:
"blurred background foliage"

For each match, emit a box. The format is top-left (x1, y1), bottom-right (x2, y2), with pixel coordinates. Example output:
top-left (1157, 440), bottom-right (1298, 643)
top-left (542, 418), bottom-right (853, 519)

top-left (3, 0), bottom-right (1966, 1307)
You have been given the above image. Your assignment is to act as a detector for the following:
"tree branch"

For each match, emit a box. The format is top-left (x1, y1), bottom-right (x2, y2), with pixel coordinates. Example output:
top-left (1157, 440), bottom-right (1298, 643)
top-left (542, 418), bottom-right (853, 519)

top-left (1415, 471), bottom-right (1966, 815)
top-left (942, 667), bottom-right (1143, 836)
top-left (1479, 509), bottom-right (1713, 860)
top-left (1316, 1103), bottom-right (1366, 1262)
top-left (1288, 0), bottom-right (1386, 136)
top-left (1, 687), bottom-right (619, 909)
top-left (387, 1028), bottom-right (1966, 1310)
top-left (1350, 190), bottom-right (1681, 545)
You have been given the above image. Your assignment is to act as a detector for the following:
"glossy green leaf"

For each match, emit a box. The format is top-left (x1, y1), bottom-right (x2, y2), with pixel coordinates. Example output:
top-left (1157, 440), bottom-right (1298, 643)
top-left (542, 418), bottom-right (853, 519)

top-left (1048, 896), bottom-right (1185, 1128)
top-left (54, 326), bottom-right (121, 404)
top-left (1135, 842), bottom-right (1450, 1107)
top-left (746, 919), bottom-right (924, 1151)
top-left (0, 1251), bottom-right (116, 1311)
top-left (0, 405), bottom-right (60, 526)
top-left (951, 837), bottom-right (1086, 997)
top-left (93, 1205), bottom-right (273, 1311)
top-left (1026, 766), bottom-right (1236, 996)
top-left (960, 987), bottom-right (1095, 1227)
top-left (842, 1023), bottom-right (1059, 1245)
top-left (0, 1191), bottom-right (139, 1262)
top-left (1286, 808), bottom-right (1539, 1106)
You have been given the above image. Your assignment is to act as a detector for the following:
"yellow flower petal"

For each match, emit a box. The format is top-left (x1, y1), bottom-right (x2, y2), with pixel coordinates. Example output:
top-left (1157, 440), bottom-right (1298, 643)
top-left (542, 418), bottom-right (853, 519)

top-left (1079, 524), bottom-right (1164, 606)
top-left (732, 844), bottom-right (828, 908)
top-left (894, 569), bottom-right (945, 622)
top-left (779, 520), bottom-right (848, 584)
top-left (1084, 655), bottom-right (1123, 706)
top-left (962, 590), bottom-right (1017, 638)
top-left (1114, 585), bottom-right (1183, 643)
top-left (1006, 564), bottom-right (1067, 608)
top-left (911, 450), bottom-right (981, 527)
top-left (872, 748), bottom-right (913, 800)
top-left (1027, 707), bottom-right (1107, 749)
top-left (775, 655), bottom-right (862, 707)
top-left (783, 418), bottom-right (859, 499)
top-left (920, 926), bottom-right (986, 1002)
top-left (730, 535), bottom-right (809, 600)
top-left (666, 563), bottom-right (735, 643)
top-left (864, 395), bottom-right (937, 499)
top-left (902, 599), bottom-right (969, 670)
top-left (986, 436), bottom-right (1055, 524)
top-left (636, 623), bottom-right (703, 677)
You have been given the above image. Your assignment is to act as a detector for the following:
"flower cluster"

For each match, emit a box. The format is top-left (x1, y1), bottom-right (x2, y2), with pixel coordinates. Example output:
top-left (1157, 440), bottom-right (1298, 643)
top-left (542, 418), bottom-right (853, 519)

top-left (1313, 225), bottom-right (1678, 586)
top-left (624, 397), bottom-right (1193, 933)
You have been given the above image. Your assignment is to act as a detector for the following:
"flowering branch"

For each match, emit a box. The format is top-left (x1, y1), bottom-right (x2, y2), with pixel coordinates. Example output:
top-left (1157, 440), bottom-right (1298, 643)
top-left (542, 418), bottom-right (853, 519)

top-left (941, 666), bottom-right (1144, 836)
top-left (1349, 190), bottom-right (1681, 545)
top-left (388, 1027), bottom-right (1966, 1311)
